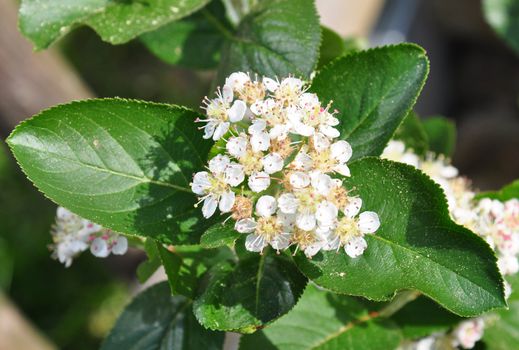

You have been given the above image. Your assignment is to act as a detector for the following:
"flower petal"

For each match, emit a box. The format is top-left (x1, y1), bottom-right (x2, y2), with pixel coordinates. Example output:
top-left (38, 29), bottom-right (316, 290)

top-left (248, 171), bottom-right (271, 192)
top-left (202, 196), bottom-right (218, 218)
top-left (228, 100), bottom-right (246, 122)
top-left (213, 122), bottom-right (230, 140)
top-left (112, 236), bottom-right (128, 255)
top-left (250, 132), bottom-right (270, 152)
top-left (262, 152), bottom-right (284, 174)
top-left (224, 163), bottom-right (245, 186)
top-left (208, 154), bottom-right (230, 174)
top-left (345, 236), bottom-right (367, 258)
top-left (290, 172), bottom-right (310, 189)
top-left (358, 211), bottom-right (380, 234)
top-left (278, 193), bottom-right (299, 214)
top-left (330, 140), bottom-right (352, 163)
top-left (263, 77), bottom-right (279, 92)
top-left (255, 195), bottom-right (277, 217)
top-left (219, 191), bottom-right (236, 213)
top-left (235, 218), bottom-right (257, 233)
top-left (90, 237), bottom-right (110, 258)
top-left (245, 234), bottom-right (268, 252)
top-left (344, 197), bottom-right (362, 218)
top-left (296, 213), bottom-right (316, 231)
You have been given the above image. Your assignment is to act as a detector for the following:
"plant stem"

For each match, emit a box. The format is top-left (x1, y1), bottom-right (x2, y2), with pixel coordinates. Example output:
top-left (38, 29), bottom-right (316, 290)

top-left (378, 290), bottom-right (421, 318)
top-left (202, 9), bottom-right (234, 41)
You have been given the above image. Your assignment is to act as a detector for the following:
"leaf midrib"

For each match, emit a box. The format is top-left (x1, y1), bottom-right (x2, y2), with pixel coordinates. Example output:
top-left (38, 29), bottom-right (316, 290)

top-left (12, 142), bottom-right (191, 193)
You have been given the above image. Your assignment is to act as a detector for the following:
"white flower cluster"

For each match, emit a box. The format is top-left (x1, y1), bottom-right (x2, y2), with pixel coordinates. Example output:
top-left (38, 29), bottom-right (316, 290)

top-left (50, 207), bottom-right (128, 267)
top-left (192, 72), bottom-right (381, 257)
top-left (384, 140), bottom-right (518, 350)
top-left (403, 319), bottom-right (485, 350)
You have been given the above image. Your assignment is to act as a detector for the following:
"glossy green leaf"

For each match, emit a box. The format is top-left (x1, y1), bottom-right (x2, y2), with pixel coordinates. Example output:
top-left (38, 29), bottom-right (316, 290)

top-left (476, 179), bottom-right (519, 201)
top-left (422, 116), bottom-right (456, 157)
top-left (483, 274), bottom-right (519, 349)
top-left (137, 238), bottom-right (162, 284)
top-left (483, 0), bottom-right (519, 55)
top-left (217, 0), bottom-right (321, 81)
top-left (239, 284), bottom-right (402, 350)
top-left (200, 221), bottom-right (241, 248)
top-left (101, 282), bottom-right (224, 350)
top-left (394, 112), bottom-right (429, 156)
top-left (193, 251), bottom-right (307, 333)
top-left (295, 158), bottom-right (506, 317)
top-left (392, 296), bottom-right (462, 340)
top-left (19, 0), bottom-right (210, 50)
top-left (141, 1), bottom-right (226, 69)
top-left (7, 98), bottom-right (216, 245)
top-left (317, 26), bottom-right (345, 69)
top-left (310, 44), bottom-right (429, 160)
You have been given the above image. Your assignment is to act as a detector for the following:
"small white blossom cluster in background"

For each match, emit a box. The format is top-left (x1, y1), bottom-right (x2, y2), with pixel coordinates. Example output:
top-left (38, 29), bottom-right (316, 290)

top-left (384, 140), bottom-right (518, 349)
top-left (50, 207), bottom-right (128, 267)
top-left (192, 72), bottom-right (381, 258)
top-left (402, 319), bottom-right (485, 350)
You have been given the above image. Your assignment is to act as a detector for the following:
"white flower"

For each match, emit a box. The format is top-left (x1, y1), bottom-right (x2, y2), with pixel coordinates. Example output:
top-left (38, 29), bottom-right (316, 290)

top-left (452, 318), bottom-right (484, 349)
top-left (224, 163), bottom-right (245, 186)
top-left (191, 155), bottom-right (238, 218)
top-left (112, 236), bottom-right (128, 255)
top-left (497, 254), bottom-right (519, 275)
top-left (381, 140), bottom-right (420, 167)
top-left (278, 193), bottom-right (299, 214)
top-left (262, 153), bottom-right (284, 174)
top-left (324, 198), bottom-right (380, 258)
top-left (90, 237), bottom-right (110, 258)
top-left (255, 195), bottom-right (277, 217)
top-left (192, 72), bottom-right (382, 259)
top-left (200, 87), bottom-right (246, 140)
top-left (225, 72), bottom-right (250, 91)
top-left (248, 171), bottom-right (270, 192)
top-left (226, 135), bottom-right (248, 158)
top-left (290, 172), bottom-right (311, 189)
top-left (248, 119), bottom-right (270, 152)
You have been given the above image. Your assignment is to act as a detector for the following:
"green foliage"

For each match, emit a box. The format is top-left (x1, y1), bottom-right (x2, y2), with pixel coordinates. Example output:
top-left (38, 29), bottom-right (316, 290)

top-left (392, 297), bottom-right (462, 340)
top-left (0, 146), bottom-right (127, 349)
top-left (483, 0), bottom-right (519, 55)
top-left (317, 26), bottom-right (346, 69)
top-left (422, 116), bottom-right (456, 157)
top-left (136, 239), bottom-right (162, 284)
top-left (394, 112), bottom-right (429, 156)
top-left (193, 250), bottom-right (307, 333)
top-left (7, 98), bottom-right (216, 245)
top-left (200, 221), bottom-right (241, 248)
top-left (19, 0), bottom-right (210, 50)
top-left (483, 274), bottom-right (519, 349)
top-left (101, 282), bottom-right (224, 350)
top-left (216, 0), bottom-right (321, 81)
top-left (476, 179), bottom-right (519, 201)
top-left (239, 284), bottom-right (402, 350)
top-left (295, 158), bottom-right (506, 317)
top-left (310, 44), bottom-right (429, 160)
top-left (141, 1), bottom-right (227, 69)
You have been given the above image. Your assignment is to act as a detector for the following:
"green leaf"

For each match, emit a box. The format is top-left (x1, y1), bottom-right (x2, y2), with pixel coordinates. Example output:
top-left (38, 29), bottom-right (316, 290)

top-left (310, 44), bottom-right (429, 160)
top-left (476, 179), bottom-right (519, 201)
top-left (141, 1), bottom-right (226, 69)
top-left (193, 250), bottom-right (307, 333)
top-left (391, 296), bottom-right (462, 340)
top-left (422, 116), bottom-right (456, 157)
top-left (483, 274), bottom-right (519, 349)
top-left (483, 0), bottom-right (519, 55)
top-left (317, 26), bottom-right (345, 69)
top-left (295, 158), bottom-right (506, 317)
top-left (19, 0), bottom-right (210, 50)
top-left (200, 221), bottom-right (241, 248)
top-left (137, 238), bottom-right (162, 284)
top-left (239, 284), bottom-right (402, 350)
top-left (101, 282), bottom-right (224, 350)
top-left (7, 98), bottom-right (216, 245)
top-left (394, 112), bottom-right (429, 156)
top-left (217, 0), bottom-right (321, 80)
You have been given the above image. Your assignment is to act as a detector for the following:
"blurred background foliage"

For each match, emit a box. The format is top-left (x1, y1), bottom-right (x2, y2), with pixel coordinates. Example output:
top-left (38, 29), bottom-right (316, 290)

top-left (0, 0), bottom-right (518, 349)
